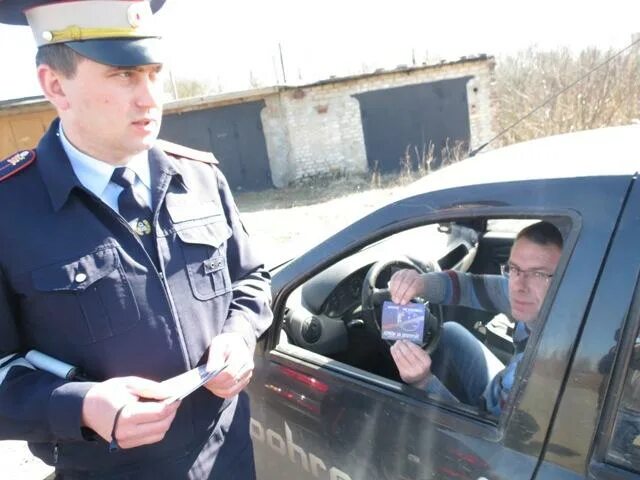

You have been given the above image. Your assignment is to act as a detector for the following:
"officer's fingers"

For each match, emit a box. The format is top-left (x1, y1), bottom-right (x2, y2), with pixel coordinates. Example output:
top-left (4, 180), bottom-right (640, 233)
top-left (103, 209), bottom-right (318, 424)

top-left (121, 398), bottom-right (180, 426)
top-left (205, 369), bottom-right (236, 390)
top-left (203, 376), bottom-right (237, 399)
top-left (218, 368), bottom-right (252, 394)
top-left (214, 378), bottom-right (251, 399)
top-left (206, 346), bottom-right (228, 372)
top-left (234, 368), bottom-right (253, 386)
top-left (118, 431), bottom-right (168, 449)
top-left (207, 347), bottom-right (253, 389)
top-left (82, 383), bottom-right (140, 442)
top-left (122, 377), bottom-right (171, 401)
top-left (207, 332), bottom-right (248, 368)
top-left (206, 370), bottom-right (252, 399)
top-left (117, 408), bottom-right (178, 446)
top-left (226, 356), bottom-right (254, 380)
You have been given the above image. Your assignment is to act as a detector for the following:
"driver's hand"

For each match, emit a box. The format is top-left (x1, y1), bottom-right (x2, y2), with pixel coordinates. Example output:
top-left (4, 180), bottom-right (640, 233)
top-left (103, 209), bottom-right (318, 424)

top-left (390, 340), bottom-right (432, 389)
top-left (389, 269), bottom-right (427, 305)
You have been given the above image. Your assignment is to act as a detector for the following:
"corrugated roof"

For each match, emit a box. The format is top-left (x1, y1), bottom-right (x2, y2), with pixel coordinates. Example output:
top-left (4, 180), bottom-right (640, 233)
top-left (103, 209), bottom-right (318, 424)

top-left (292, 54), bottom-right (493, 89)
top-left (0, 95), bottom-right (46, 109)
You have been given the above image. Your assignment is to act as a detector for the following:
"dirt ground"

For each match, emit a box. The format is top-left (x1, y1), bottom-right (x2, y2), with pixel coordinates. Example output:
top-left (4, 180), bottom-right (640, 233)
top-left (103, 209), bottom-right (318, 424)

top-left (0, 174), bottom-right (413, 480)
top-left (238, 174), bottom-right (411, 265)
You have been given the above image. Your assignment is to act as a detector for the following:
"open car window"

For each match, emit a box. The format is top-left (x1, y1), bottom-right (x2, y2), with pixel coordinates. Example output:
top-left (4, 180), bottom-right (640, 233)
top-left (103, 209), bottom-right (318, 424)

top-left (277, 215), bottom-right (570, 420)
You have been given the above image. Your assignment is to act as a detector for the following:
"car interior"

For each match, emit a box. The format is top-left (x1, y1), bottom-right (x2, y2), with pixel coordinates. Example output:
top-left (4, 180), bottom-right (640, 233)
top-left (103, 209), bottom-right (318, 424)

top-left (279, 216), bottom-right (566, 405)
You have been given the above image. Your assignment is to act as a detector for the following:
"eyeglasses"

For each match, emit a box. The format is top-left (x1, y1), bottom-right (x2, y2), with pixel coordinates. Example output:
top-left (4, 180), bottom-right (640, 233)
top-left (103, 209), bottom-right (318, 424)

top-left (500, 263), bottom-right (554, 283)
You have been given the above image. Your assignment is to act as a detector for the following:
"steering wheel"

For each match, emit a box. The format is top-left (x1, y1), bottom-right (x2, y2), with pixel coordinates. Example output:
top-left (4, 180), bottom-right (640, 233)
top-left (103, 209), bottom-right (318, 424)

top-left (361, 257), bottom-right (442, 354)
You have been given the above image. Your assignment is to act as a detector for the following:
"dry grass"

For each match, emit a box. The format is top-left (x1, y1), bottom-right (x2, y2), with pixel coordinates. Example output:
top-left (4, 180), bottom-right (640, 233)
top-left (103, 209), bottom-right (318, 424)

top-left (495, 46), bottom-right (640, 146)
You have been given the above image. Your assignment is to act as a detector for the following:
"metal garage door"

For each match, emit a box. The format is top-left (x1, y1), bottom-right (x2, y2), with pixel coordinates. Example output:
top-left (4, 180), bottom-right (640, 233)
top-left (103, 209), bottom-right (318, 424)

top-left (161, 100), bottom-right (272, 191)
top-left (354, 77), bottom-right (472, 174)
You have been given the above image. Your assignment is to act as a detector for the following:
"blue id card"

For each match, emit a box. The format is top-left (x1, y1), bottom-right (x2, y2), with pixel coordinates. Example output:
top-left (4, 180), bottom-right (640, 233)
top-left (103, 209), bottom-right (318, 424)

top-left (381, 301), bottom-right (426, 343)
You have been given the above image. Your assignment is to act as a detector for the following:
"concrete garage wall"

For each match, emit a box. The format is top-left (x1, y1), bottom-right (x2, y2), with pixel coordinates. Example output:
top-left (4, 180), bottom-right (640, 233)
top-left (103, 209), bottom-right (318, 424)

top-left (262, 56), bottom-right (495, 187)
top-left (261, 90), bottom-right (366, 188)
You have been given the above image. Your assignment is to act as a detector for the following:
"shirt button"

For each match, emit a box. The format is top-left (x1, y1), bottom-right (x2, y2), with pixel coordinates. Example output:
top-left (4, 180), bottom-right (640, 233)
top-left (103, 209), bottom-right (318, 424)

top-left (75, 272), bottom-right (87, 283)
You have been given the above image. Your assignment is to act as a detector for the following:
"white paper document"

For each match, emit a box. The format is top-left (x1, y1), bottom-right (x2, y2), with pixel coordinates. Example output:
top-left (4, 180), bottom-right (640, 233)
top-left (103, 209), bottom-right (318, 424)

top-left (161, 363), bottom-right (228, 403)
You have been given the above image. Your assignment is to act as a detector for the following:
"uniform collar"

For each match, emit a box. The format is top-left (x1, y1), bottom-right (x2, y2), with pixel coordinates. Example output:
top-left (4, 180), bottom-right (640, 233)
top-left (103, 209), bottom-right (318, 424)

top-left (36, 118), bottom-right (83, 212)
top-left (149, 143), bottom-right (189, 189)
top-left (148, 144), bottom-right (183, 211)
top-left (59, 123), bottom-right (152, 196)
top-left (38, 118), bottom-right (183, 211)
top-left (149, 144), bottom-right (179, 178)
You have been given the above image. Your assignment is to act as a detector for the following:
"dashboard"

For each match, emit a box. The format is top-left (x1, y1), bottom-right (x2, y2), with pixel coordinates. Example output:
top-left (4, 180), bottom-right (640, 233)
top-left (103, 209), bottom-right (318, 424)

top-left (284, 223), bottom-right (480, 357)
top-left (323, 267), bottom-right (368, 318)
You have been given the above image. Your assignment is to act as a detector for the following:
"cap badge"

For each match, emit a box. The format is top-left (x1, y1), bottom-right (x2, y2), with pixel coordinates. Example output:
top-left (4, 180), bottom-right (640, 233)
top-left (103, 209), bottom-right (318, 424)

top-left (128, 3), bottom-right (151, 28)
top-left (134, 219), bottom-right (153, 236)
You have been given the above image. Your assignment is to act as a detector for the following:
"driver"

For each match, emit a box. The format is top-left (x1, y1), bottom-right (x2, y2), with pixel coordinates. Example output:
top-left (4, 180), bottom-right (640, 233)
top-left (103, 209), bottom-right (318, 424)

top-left (388, 221), bottom-right (563, 415)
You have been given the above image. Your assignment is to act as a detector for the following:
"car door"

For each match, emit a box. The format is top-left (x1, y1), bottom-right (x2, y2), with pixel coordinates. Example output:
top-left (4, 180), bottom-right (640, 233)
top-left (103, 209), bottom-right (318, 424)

top-left (538, 178), bottom-right (640, 479)
top-left (248, 175), bottom-right (632, 480)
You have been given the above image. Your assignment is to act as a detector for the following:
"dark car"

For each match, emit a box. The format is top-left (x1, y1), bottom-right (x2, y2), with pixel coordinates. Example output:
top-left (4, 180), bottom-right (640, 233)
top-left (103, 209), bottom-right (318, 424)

top-left (247, 124), bottom-right (640, 479)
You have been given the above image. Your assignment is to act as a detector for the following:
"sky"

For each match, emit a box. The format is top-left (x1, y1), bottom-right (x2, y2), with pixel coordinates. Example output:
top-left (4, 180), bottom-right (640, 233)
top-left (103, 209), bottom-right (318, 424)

top-left (0, 0), bottom-right (638, 101)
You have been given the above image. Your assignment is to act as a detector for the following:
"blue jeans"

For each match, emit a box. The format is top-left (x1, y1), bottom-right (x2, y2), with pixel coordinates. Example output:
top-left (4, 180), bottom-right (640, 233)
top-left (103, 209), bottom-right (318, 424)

top-left (425, 322), bottom-right (504, 407)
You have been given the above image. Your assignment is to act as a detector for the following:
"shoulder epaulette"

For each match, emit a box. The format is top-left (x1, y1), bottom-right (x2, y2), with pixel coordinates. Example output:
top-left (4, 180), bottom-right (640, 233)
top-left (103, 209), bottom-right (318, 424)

top-left (155, 139), bottom-right (218, 164)
top-left (0, 150), bottom-right (36, 182)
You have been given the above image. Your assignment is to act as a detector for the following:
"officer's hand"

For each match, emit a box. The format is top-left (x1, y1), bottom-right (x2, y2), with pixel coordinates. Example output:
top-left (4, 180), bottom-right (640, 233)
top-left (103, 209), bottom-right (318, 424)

top-left (390, 340), bottom-right (432, 389)
top-left (389, 269), bottom-right (427, 305)
top-left (204, 333), bottom-right (254, 399)
top-left (82, 376), bottom-right (180, 449)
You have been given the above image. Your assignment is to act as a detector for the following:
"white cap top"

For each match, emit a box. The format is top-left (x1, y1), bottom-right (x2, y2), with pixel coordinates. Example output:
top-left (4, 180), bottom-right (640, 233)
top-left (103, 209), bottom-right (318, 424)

top-left (25, 0), bottom-right (159, 46)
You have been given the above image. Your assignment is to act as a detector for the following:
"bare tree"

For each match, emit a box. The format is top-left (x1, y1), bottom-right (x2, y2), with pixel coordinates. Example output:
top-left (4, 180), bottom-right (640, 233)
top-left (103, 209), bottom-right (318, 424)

top-left (495, 46), bottom-right (640, 146)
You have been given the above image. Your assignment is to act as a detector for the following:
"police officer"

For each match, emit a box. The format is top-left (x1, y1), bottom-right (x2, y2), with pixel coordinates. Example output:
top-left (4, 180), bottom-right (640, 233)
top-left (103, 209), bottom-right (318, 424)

top-left (0, 1), bottom-right (273, 478)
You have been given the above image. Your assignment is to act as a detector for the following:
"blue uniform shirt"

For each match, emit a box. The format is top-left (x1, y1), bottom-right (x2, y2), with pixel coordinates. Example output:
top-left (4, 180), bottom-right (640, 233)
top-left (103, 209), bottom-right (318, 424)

top-left (58, 123), bottom-right (152, 213)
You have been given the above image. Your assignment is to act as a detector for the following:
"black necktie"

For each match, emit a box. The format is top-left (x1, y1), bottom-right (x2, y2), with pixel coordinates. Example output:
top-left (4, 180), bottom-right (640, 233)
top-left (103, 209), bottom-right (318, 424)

top-left (110, 167), bottom-right (158, 266)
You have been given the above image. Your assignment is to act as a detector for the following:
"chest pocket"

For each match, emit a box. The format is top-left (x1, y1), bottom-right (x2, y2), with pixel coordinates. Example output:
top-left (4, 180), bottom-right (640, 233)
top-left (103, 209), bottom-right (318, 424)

top-left (29, 246), bottom-right (139, 346)
top-left (167, 198), bottom-right (233, 301)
